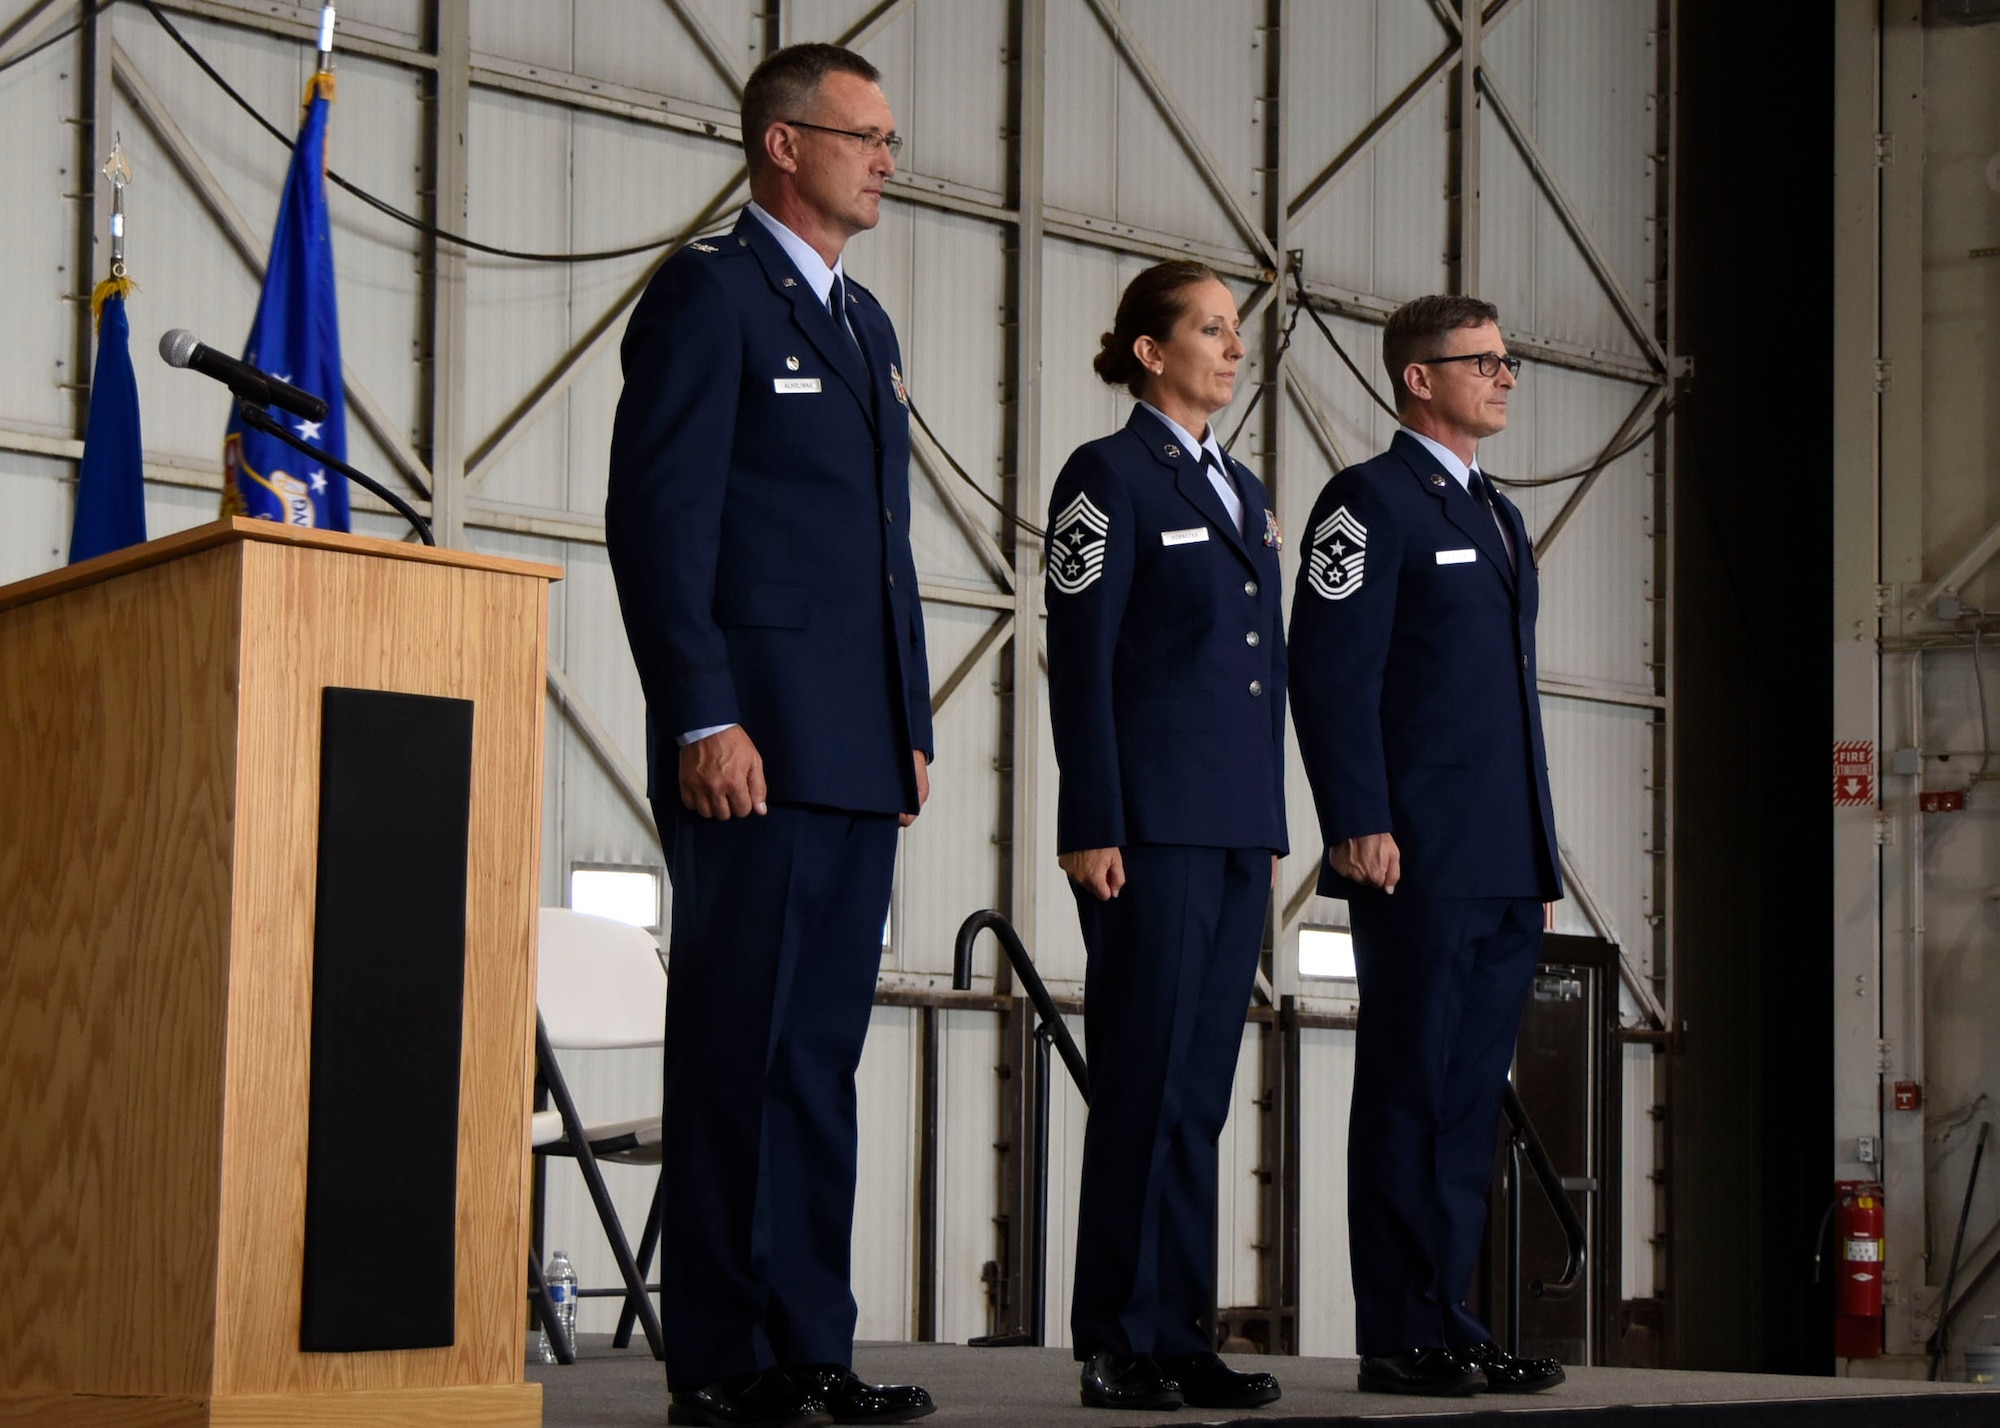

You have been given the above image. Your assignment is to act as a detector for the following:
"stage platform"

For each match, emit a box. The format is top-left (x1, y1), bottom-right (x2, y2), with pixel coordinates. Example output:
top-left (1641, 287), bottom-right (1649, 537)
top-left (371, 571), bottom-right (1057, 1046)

top-left (531, 1337), bottom-right (2000, 1426)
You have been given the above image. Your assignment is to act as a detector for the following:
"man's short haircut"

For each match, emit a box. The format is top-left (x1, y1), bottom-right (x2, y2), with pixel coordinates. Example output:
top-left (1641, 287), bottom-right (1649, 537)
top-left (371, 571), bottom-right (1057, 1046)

top-left (740, 43), bottom-right (882, 173)
top-left (1382, 294), bottom-right (1502, 409)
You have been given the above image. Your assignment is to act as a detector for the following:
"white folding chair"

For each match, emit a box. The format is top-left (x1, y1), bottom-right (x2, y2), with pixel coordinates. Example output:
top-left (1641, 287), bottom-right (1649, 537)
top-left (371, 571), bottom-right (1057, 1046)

top-left (529, 907), bottom-right (667, 1361)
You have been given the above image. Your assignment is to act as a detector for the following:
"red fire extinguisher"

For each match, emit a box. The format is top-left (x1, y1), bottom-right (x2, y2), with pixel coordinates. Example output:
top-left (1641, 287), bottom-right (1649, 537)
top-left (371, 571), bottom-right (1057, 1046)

top-left (1833, 1181), bottom-right (1885, 1359)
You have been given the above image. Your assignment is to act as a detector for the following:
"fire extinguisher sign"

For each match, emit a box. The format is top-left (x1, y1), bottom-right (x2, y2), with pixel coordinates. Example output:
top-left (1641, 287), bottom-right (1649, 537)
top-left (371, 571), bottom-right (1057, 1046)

top-left (1834, 741), bottom-right (1874, 806)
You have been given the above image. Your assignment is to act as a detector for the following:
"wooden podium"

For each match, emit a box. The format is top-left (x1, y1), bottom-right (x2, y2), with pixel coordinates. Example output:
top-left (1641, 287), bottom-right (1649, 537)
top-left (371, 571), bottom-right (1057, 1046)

top-left (0, 520), bottom-right (558, 1427)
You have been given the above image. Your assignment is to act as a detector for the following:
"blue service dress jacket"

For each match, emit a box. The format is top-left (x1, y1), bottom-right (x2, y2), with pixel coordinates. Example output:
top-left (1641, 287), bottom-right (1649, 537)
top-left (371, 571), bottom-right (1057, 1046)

top-left (605, 211), bottom-right (932, 816)
top-left (1044, 406), bottom-right (1288, 856)
top-left (1288, 430), bottom-right (1560, 901)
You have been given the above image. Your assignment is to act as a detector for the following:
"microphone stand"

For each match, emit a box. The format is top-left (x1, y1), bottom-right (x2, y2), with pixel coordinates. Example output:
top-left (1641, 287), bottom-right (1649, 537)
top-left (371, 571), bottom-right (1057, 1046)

top-left (236, 400), bottom-right (435, 546)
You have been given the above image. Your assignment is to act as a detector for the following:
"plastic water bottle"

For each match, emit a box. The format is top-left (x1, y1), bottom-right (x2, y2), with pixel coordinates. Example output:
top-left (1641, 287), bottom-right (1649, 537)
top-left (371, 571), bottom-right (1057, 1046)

top-left (547, 1250), bottom-right (578, 1358)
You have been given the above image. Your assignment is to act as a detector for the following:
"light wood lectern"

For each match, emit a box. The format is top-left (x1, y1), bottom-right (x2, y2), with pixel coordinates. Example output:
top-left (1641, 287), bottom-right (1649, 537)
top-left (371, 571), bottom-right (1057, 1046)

top-left (0, 520), bottom-right (559, 1427)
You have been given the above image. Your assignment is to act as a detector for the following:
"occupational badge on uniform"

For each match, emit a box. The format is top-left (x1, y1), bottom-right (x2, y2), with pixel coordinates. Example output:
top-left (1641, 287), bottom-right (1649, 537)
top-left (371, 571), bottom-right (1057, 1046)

top-left (690, 241), bottom-right (719, 253)
top-left (1047, 492), bottom-right (1110, 595)
top-left (1307, 505), bottom-right (1367, 600)
top-left (785, 355), bottom-right (801, 371)
top-left (1263, 508), bottom-right (1283, 551)
top-left (890, 363), bottom-right (909, 407)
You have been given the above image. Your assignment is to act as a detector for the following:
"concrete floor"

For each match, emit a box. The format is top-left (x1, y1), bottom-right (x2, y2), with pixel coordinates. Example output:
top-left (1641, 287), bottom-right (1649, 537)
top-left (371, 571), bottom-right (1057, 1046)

top-left (529, 1337), bottom-right (2000, 1427)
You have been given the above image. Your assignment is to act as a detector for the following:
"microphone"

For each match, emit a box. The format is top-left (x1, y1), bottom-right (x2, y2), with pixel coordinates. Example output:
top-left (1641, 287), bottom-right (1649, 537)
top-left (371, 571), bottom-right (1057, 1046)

top-left (158, 328), bottom-right (330, 423)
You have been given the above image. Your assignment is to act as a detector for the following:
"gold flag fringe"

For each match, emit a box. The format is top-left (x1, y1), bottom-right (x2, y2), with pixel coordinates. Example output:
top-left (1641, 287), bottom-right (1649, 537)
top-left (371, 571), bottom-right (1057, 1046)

top-left (90, 274), bottom-right (137, 333)
top-left (302, 70), bottom-right (336, 110)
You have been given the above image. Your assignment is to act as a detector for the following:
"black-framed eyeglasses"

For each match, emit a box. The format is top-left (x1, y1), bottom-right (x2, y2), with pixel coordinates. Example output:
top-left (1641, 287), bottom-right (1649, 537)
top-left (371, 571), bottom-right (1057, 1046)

top-left (1419, 352), bottom-right (1523, 379)
top-left (782, 119), bottom-right (904, 157)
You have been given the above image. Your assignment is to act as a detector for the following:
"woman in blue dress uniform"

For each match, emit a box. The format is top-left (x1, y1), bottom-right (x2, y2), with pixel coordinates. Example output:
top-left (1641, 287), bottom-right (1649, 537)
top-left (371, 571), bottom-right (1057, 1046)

top-left (1044, 261), bottom-right (1288, 1413)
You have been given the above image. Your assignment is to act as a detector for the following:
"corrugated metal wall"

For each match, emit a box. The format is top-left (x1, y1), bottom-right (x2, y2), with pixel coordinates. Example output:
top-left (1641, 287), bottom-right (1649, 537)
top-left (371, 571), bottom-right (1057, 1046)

top-left (0, 0), bottom-right (1672, 1351)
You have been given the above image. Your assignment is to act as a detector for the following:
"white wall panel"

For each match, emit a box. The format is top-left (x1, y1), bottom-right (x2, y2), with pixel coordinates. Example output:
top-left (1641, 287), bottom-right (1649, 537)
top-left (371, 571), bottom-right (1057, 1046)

top-left (1296, 1027), bottom-right (1358, 1358)
top-left (938, 1011), bottom-right (1005, 1341)
top-left (0, 34), bottom-right (80, 437)
top-left (855, 1006), bottom-right (919, 1340)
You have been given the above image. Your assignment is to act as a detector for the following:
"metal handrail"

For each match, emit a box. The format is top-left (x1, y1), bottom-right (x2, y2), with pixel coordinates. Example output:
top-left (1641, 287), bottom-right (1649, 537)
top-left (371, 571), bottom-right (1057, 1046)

top-left (954, 909), bottom-right (1090, 1096)
top-left (1499, 1081), bottom-right (1588, 1300)
top-left (951, 908), bottom-right (1588, 1355)
top-left (953, 910), bottom-right (1088, 1347)
top-left (1498, 1080), bottom-right (1589, 1358)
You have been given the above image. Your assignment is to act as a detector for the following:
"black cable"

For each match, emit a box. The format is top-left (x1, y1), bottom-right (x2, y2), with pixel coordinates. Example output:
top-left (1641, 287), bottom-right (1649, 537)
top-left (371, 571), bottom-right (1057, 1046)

top-left (236, 398), bottom-right (435, 545)
top-left (1292, 266), bottom-right (1401, 423)
top-left (1490, 394), bottom-right (1682, 490)
top-left (145, 2), bottom-right (720, 264)
top-left (905, 395), bottom-right (1045, 544)
top-left (0, 0), bottom-right (115, 75)
top-left (1286, 263), bottom-right (1681, 491)
top-left (1221, 290), bottom-right (1301, 455)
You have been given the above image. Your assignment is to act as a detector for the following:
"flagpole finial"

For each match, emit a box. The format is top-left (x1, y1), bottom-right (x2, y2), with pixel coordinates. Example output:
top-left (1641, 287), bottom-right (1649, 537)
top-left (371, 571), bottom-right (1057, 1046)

top-left (102, 136), bottom-right (132, 278)
top-left (317, 5), bottom-right (336, 74)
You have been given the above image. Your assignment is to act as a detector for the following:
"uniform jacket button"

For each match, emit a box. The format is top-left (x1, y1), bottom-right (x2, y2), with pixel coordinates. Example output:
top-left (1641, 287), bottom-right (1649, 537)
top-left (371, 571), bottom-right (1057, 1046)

top-left (1244, 580), bottom-right (1259, 597)
top-left (888, 574), bottom-right (897, 589)
top-left (1246, 630), bottom-right (1261, 647)
top-left (885, 508), bottom-right (894, 524)
top-left (1249, 679), bottom-right (1264, 697)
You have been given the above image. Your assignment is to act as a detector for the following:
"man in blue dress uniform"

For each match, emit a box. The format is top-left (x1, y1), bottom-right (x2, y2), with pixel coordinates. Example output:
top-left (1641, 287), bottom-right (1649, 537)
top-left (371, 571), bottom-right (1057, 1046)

top-left (606, 43), bottom-right (934, 1428)
top-left (1287, 295), bottom-right (1566, 1397)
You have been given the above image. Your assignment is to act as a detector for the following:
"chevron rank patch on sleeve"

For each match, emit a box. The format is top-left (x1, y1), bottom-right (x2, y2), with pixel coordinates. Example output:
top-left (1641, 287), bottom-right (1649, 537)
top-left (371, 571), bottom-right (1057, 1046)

top-left (1307, 505), bottom-right (1367, 600)
top-left (1048, 491), bottom-right (1111, 595)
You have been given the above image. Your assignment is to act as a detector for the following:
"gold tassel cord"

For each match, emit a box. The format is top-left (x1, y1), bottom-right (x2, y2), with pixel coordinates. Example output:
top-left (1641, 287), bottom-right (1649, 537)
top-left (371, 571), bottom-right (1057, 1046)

top-left (301, 70), bottom-right (336, 111)
top-left (90, 274), bottom-right (137, 333)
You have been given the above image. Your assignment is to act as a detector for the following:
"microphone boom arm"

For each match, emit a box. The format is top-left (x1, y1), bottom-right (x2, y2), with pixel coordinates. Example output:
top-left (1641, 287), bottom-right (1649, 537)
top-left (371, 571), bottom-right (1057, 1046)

top-left (234, 400), bottom-right (435, 547)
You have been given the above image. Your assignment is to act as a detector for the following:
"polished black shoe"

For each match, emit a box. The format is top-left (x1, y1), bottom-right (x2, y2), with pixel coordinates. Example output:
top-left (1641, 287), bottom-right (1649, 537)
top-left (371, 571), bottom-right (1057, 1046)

top-left (1157, 1352), bottom-right (1281, 1409)
top-left (1356, 1347), bottom-right (1482, 1397)
top-left (1460, 1341), bottom-right (1566, 1392)
top-left (1079, 1351), bottom-right (1182, 1410)
top-left (793, 1367), bottom-right (935, 1424)
top-left (668, 1368), bottom-right (830, 1427)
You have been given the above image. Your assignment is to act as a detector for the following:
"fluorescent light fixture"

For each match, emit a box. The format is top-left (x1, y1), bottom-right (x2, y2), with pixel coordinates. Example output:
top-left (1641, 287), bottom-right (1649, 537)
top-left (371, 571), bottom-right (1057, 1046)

top-left (1299, 926), bottom-right (1356, 980)
top-left (570, 864), bottom-right (661, 929)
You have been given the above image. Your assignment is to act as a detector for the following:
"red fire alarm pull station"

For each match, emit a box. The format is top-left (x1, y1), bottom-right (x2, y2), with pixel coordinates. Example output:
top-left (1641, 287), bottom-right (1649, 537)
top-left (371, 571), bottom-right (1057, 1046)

top-left (1893, 1082), bottom-right (1922, 1112)
top-left (1918, 790), bottom-right (1966, 814)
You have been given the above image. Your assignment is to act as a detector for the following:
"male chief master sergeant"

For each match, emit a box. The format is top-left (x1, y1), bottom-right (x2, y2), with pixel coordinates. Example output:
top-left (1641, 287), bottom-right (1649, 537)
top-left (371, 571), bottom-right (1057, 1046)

top-left (1288, 294), bottom-right (1565, 1399)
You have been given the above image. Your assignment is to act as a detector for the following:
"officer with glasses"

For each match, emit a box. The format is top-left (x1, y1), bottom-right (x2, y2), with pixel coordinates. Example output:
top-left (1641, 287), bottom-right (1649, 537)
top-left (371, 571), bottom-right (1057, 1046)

top-left (607, 41), bottom-right (933, 1428)
top-left (1287, 295), bottom-right (1565, 1398)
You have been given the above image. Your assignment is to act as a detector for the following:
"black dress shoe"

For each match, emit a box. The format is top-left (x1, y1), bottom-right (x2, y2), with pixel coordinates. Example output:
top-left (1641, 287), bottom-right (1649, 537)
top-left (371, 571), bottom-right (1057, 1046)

top-left (1356, 1347), bottom-right (1482, 1396)
top-left (668, 1368), bottom-right (830, 1427)
top-left (1157, 1352), bottom-right (1281, 1409)
top-left (1079, 1351), bottom-right (1182, 1410)
top-left (1460, 1341), bottom-right (1566, 1392)
top-left (793, 1367), bottom-right (935, 1424)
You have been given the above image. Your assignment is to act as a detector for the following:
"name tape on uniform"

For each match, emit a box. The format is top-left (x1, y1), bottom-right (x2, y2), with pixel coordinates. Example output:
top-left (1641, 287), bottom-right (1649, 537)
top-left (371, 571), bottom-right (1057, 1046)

top-left (773, 377), bottom-right (822, 394)
top-left (1435, 548), bottom-right (1477, 565)
top-left (1161, 527), bottom-right (1210, 546)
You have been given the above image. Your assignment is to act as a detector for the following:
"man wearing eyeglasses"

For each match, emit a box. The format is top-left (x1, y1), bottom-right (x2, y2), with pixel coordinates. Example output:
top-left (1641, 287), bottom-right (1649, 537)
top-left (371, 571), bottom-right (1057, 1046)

top-left (1288, 295), bottom-right (1564, 1398)
top-left (606, 41), bottom-right (933, 1428)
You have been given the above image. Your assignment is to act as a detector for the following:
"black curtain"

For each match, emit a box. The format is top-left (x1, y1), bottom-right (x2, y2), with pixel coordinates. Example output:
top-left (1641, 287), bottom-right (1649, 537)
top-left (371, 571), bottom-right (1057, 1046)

top-left (1670, 2), bottom-right (1837, 1375)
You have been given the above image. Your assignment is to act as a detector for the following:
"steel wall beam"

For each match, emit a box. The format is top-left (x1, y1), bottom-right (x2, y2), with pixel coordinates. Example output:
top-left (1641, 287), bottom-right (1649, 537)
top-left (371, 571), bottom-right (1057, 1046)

top-left (423, 0), bottom-right (471, 547)
top-left (1478, 70), bottom-right (1670, 373)
top-left (545, 659), bottom-right (658, 842)
top-left (1004, 0), bottom-right (1046, 954)
top-left (662, 0), bottom-right (746, 98)
top-left (1082, 0), bottom-right (1279, 269)
top-left (1289, 44), bottom-right (1457, 227)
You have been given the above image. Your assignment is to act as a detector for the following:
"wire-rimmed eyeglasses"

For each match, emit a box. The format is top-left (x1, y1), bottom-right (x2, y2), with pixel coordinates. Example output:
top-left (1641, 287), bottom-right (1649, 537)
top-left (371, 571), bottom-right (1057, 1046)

top-left (783, 119), bottom-right (904, 157)
top-left (1419, 352), bottom-right (1523, 379)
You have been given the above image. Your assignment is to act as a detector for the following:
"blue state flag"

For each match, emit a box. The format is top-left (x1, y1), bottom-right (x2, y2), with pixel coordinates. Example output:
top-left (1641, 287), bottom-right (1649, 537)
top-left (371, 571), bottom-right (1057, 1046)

top-left (222, 74), bottom-right (347, 529)
top-left (68, 281), bottom-right (147, 563)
